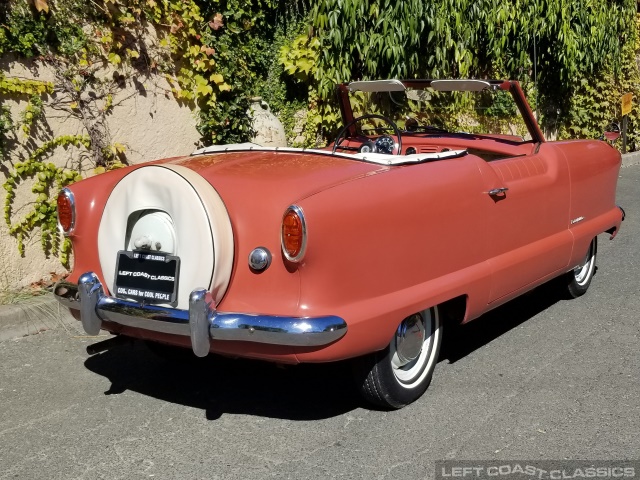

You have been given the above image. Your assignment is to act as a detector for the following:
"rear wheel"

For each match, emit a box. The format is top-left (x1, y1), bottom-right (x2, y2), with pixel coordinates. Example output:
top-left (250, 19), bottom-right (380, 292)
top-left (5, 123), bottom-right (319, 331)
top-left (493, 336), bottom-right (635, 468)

top-left (353, 306), bottom-right (442, 409)
top-left (565, 236), bottom-right (597, 298)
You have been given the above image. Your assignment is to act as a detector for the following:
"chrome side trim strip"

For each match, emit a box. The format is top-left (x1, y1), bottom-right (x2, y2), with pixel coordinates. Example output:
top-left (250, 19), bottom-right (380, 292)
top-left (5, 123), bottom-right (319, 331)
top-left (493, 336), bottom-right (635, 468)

top-left (55, 273), bottom-right (348, 357)
top-left (191, 144), bottom-right (467, 166)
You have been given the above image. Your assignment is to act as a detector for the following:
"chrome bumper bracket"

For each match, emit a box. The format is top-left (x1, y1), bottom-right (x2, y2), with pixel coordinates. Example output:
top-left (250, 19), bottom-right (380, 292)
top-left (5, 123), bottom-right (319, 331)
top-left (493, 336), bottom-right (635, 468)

top-left (189, 289), bottom-right (213, 358)
top-left (55, 272), bottom-right (347, 357)
top-left (78, 272), bottom-right (104, 336)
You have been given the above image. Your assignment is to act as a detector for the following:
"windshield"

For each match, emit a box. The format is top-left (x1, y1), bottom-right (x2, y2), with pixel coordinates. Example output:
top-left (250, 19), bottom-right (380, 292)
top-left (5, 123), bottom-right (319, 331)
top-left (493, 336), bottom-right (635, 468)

top-left (347, 87), bottom-right (531, 142)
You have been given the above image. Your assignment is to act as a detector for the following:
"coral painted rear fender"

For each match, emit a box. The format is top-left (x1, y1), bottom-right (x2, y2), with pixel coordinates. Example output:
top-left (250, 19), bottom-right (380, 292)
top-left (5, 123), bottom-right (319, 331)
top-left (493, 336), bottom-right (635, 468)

top-left (554, 140), bottom-right (623, 267)
top-left (292, 154), bottom-right (492, 362)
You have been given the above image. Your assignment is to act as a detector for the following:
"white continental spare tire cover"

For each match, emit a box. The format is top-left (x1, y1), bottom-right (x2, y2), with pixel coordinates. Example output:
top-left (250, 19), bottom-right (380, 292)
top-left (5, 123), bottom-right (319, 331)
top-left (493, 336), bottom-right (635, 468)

top-left (98, 165), bottom-right (234, 310)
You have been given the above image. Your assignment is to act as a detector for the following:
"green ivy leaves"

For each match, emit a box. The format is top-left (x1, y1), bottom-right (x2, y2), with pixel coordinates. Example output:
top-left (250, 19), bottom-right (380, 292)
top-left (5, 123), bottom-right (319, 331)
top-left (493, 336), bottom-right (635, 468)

top-left (2, 135), bottom-right (89, 265)
top-left (279, 35), bottom-right (320, 82)
top-left (309, 0), bottom-right (635, 105)
top-left (0, 75), bottom-right (53, 96)
top-left (292, 0), bottom-right (638, 142)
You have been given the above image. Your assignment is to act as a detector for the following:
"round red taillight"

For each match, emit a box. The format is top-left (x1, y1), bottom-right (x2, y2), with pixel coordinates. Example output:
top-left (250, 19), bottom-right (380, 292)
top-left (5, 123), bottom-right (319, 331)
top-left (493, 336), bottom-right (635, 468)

top-left (57, 189), bottom-right (75, 235)
top-left (281, 205), bottom-right (306, 262)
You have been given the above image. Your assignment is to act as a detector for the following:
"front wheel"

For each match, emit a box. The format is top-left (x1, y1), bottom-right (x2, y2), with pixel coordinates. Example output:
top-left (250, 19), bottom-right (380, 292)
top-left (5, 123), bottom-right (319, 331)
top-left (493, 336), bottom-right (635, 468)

top-left (565, 236), bottom-right (597, 298)
top-left (353, 306), bottom-right (442, 409)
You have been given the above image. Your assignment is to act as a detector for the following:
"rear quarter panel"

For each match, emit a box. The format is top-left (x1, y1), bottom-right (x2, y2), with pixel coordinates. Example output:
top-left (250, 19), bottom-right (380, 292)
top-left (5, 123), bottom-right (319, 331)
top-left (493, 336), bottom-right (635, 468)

top-left (293, 154), bottom-right (492, 361)
top-left (552, 140), bottom-right (622, 266)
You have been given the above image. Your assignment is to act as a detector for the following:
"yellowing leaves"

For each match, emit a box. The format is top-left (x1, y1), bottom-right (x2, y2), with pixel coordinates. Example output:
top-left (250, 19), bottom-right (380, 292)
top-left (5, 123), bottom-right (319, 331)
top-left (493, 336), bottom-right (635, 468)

top-left (194, 74), bottom-right (211, 95)
top-left (297, 59), bottom-right (314, 75)
top-left (208, 74), bottom-right (230, 92)
top-left (196, 83), bottom-right (213, 96)
top-left (33, 0), bottom-right (49, 13)
top-left (0, 75), bottom-right (53, 96)
top-left (209, 13), bottom-right (224, 30)
top-left (107, 52), bottom-right (122, 65)
top-left (210, 73), bottom-right (224, 84)
top-left (108, 161), bottom-right (126, 170)
top-left (279, 34), bottom-right (319, 82)
top-left (103, 94), bottom-right (113, 112)
top-left (200, 45), bottom-right (215, 56)
top-left (119, 13), bottom-right (136, 24)
top-left (109, 143), bottom-right (126, 155)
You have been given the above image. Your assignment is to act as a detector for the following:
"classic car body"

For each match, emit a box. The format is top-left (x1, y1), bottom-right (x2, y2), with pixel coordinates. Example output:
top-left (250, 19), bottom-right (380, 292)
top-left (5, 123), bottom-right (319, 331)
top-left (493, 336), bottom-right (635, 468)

top-left (54, 79), bottom-right (624, 408)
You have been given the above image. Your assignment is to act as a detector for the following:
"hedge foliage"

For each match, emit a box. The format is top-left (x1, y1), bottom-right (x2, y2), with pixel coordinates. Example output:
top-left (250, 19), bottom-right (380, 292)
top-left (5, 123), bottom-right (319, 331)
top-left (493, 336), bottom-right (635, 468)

top-left (1, 0), bottom-right (638, 148)
top-left (306, 0), bottom-right (639, 145)
top-left (0, 0), bottom-right (639, 264)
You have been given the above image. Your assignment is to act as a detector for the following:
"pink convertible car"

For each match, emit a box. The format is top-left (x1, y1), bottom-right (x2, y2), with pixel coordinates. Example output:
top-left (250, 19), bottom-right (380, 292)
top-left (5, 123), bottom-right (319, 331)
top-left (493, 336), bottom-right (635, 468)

top-left (54, 79), bottom-right (624, 408)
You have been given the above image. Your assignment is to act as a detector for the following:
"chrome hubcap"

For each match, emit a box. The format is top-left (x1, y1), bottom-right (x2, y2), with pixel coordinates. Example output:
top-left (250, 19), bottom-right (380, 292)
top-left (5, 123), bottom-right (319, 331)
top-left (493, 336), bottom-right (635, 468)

top-left (390, 308), bottom-right (439, 387)
top-left (394, 313), bottom-right (426, 367)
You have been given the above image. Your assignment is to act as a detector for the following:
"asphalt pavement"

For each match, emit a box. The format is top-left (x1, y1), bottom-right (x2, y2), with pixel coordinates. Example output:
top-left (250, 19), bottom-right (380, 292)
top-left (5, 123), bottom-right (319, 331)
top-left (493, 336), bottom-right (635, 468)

top-left (0, 164), bottom-right (639, 480)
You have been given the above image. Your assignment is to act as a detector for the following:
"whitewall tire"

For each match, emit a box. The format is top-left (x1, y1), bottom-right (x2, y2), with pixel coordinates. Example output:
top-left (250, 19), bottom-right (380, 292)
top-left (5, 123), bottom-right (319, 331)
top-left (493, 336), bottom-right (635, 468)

top-left (565, 236), bottom-right (597, 299)
top-left (354, 306), bottom-right (442, 409)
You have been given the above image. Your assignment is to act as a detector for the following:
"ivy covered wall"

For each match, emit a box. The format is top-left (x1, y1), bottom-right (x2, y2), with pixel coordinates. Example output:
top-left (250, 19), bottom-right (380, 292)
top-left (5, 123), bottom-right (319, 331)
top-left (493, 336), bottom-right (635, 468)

top-left (299, 0), bottom-right (640, 146)
top-left (0, 0), bottom-right (638, 288)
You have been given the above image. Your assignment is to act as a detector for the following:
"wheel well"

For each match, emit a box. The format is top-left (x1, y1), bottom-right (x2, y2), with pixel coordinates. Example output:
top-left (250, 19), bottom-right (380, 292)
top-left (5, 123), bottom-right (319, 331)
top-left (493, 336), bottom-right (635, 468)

top-left (438, 295), bottom-right (468, 327)
top-left (605, 225), bottom-right (618, 238)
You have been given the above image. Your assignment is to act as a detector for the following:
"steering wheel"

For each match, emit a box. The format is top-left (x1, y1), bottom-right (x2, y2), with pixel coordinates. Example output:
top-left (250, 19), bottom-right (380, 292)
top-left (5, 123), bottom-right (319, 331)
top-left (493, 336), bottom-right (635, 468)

top-left (332, 113), bottom-right (403, 155)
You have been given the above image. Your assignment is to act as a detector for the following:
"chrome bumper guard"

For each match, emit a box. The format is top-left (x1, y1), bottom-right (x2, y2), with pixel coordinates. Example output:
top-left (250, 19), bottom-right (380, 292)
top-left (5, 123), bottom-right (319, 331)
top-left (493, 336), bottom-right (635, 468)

top-left (54, 272), bottom-right (347, 357)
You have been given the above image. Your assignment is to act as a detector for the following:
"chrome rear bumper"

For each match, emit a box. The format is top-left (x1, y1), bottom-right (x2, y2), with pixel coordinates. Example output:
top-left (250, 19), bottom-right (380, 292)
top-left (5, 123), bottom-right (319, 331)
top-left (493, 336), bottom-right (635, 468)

top-left (54, 272), bottom-right (347, 357)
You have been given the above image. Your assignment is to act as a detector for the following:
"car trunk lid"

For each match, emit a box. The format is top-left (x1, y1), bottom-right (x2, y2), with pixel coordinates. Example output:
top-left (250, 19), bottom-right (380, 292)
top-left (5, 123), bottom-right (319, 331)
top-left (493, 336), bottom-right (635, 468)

top-left (167, 150), bottom-right (390, 206)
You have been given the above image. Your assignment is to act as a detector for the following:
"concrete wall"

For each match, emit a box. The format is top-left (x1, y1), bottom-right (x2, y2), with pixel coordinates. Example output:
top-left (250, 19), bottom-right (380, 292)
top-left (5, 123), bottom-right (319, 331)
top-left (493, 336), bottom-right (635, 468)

top-left (1, 57), bottom-right (201, 291)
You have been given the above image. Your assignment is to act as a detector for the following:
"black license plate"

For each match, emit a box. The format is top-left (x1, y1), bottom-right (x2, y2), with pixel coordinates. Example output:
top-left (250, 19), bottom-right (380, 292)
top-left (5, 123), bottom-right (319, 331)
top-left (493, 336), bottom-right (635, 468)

top-left (114, 250), bottom-right (180, 305)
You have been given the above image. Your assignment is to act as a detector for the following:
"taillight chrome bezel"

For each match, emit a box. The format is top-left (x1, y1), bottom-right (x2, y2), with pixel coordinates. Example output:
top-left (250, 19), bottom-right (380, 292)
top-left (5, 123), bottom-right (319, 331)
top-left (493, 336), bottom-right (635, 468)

top-left (281, 205), bottom-right (307, 263)
top-left (57, 188), bottom-right (76, 236)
